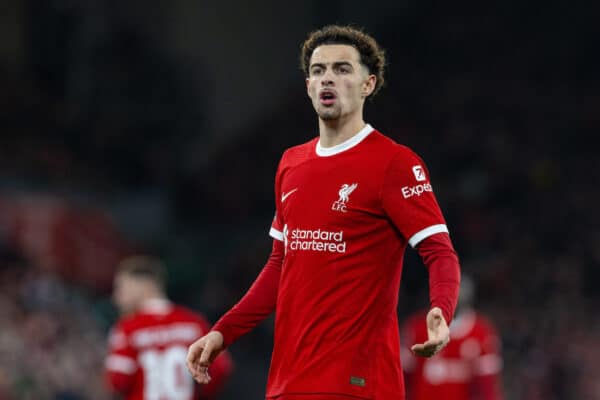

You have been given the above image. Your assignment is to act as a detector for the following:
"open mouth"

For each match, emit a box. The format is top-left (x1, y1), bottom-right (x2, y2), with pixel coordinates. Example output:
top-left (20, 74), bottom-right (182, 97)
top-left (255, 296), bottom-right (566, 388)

top-left (319, 90), bottom-right (337, 106)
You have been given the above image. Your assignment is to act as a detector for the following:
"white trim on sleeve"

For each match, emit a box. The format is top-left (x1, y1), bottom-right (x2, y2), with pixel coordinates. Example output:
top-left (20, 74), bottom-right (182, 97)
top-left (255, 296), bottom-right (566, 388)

top-left (269, 227), bottom-right (284, 241)
top-left (408, 224), bottom-right (449, 248)
top-left (105, 355), bottom-right (137, 374)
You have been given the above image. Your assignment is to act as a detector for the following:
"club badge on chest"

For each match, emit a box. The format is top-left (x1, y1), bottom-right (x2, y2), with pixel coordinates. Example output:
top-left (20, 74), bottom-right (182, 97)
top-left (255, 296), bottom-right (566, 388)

top-left (331, 183), bottom-right (358, 213)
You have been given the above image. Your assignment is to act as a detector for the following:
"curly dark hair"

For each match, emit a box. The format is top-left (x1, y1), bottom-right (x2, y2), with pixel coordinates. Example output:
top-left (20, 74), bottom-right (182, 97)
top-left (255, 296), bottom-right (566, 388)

top-left (300, 25), bottom-right (386, 97)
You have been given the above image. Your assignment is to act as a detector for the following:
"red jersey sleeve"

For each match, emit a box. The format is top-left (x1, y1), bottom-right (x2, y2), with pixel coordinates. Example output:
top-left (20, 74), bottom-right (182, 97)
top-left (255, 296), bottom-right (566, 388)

top-left (417, 233), bottom-right (461, 323)
top-left (212, 239), bottom-right (284, 346)
top-left (382, 149), bottom-right (448, 247)
top-left (269, 153), bottom-right (286, 242)
top-left (214, 152), bottom-right (287, 346)
top-left (105, 324), bottom-right (137, 395)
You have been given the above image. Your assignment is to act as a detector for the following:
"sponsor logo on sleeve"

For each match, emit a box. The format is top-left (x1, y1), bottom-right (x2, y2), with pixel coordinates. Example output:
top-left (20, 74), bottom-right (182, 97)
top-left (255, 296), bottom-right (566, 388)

top-left (403, 165), bottom-right (432, 198)
top-left (401, 183), bottom-right (433, 198)
top-left (412, 165), bottom-right (427, 181)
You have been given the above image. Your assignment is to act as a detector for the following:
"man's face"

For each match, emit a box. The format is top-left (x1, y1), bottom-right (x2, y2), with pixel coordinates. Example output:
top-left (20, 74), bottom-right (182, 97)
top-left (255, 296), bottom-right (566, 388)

top-left (112, 272), bottom-right (145, 315)
top-left (306, 44), bottom-right (376, 121)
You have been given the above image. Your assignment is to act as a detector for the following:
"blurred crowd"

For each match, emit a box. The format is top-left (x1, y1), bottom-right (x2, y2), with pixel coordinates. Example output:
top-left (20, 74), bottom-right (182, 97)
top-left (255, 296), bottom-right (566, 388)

top-left (1, 2), bottom-right (599, 399)
top-left (0, 249), bottom-right (111, 400)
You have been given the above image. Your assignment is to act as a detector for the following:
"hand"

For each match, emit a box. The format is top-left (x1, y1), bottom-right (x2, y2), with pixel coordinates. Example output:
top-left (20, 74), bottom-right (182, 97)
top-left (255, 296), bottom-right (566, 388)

top-left (410, 307), bottom-right (450, 358)
top-left (187, 331), bottom-right (224, 384)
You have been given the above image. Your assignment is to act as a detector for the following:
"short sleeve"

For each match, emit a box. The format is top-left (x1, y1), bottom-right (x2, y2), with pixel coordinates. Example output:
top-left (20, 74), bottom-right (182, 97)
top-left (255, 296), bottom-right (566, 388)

top-left (382, 149), bottom-right (448, 248)
top-left (105, 325), bottom-right (137, 376)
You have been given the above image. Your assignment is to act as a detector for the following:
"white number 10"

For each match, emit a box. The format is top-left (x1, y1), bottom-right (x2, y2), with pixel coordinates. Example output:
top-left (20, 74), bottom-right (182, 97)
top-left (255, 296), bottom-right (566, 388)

top-left (139, 346), bottom-right (194, 400)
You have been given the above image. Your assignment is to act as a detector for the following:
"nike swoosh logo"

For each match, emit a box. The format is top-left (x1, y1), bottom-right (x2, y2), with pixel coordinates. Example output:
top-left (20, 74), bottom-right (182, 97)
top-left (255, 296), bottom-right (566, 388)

top-left (281, 188), bottom-right (298, 203)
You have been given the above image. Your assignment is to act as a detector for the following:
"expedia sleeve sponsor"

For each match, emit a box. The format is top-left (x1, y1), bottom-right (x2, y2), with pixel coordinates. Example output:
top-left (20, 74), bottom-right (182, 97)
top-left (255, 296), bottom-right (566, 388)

top-left (288, 227), bottom-right (347, 253)
top-left (401, 183), bottom-right (433, 199)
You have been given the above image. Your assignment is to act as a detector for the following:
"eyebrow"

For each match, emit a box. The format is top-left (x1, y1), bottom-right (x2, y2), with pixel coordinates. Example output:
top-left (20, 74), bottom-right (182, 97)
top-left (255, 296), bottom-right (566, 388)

top-left (310, 61), bottom-right (354, 70)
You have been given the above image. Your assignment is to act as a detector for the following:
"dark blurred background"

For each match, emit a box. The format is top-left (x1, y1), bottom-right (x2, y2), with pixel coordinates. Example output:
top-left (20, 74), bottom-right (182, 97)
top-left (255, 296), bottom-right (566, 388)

top-left (0, 1), bottom-right (598, 399)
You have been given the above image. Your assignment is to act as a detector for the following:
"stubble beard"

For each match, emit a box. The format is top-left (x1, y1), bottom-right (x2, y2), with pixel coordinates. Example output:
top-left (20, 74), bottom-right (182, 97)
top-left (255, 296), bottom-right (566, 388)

top-left (316, 104), bottom-right (342, 121)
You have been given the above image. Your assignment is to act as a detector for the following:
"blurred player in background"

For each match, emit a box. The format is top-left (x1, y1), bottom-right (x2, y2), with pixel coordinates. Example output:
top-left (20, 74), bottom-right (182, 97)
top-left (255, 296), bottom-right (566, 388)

top-left (105, 256), bottom-right (233, 400)
top-left (402, 275), bottom-right (504, 399)
top-left (187, 25), bottom-right (461, 399)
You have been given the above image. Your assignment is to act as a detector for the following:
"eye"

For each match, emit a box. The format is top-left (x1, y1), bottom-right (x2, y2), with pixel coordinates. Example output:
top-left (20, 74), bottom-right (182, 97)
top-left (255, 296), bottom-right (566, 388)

top-left (336, 65), bottom-right (352, 74)
top-left (311, 67), bottom-right (323, 76)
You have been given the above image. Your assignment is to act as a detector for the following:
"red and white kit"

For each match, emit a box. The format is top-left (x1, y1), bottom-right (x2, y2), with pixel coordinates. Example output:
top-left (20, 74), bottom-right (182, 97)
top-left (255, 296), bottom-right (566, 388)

top-left (106, 299), bottom-right (233, 400)
top-left (402, 310), bottom-right (504, 400)
top-left (214, 124), bottom-right (460, 399)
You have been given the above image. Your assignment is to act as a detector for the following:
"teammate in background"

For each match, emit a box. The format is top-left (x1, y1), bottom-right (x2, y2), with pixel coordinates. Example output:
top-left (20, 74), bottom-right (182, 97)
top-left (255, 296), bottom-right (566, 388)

top-left (402, 275), bottom-right (504, 400)
top-left (105, 256), bottom-right (233, 400)
top-left (187, 25), bottom-right (461, 399)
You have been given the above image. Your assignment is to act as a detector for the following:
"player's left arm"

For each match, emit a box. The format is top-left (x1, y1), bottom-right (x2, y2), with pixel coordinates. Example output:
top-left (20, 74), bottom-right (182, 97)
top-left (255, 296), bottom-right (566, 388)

top-left (381, 149), bottom-right (461, 357)
top-left (412, 232), bottom-right (461, 357)
top-left (104, 326), bottom-right (137, 395)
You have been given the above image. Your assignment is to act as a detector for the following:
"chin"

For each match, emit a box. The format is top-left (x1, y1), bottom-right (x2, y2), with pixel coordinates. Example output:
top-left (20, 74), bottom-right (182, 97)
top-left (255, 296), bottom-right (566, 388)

top-left (317, 108), bottom-right (341, 121)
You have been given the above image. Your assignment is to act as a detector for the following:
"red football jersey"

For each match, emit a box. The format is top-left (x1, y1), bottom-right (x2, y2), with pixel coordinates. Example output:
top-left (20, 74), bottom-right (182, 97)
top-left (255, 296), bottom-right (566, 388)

top-left (402, 310), bottom-right (504, 400)
top-left (105, 299), bottom-right (233, 400)
top-left (267, 125), bottom-right (449, 399)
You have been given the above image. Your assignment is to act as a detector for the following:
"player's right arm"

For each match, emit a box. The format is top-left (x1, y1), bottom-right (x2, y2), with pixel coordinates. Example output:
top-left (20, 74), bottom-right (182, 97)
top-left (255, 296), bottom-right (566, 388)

top-left (188, 153), bottom-right (288, 384)
top-left (187, 238), bottom-right (284, 383)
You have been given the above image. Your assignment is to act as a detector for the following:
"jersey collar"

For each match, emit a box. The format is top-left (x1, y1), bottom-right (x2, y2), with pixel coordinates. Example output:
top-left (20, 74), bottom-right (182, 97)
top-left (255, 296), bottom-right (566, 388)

top-left (315, 124), bottom-right (374, 157)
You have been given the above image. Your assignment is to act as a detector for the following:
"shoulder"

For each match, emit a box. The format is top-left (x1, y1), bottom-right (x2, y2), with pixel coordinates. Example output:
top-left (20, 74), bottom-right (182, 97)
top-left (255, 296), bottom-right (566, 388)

top-left (278, 137), bottom-right (319, 169)
top-left (367, 130), bottom-right (424, 166)
top-left (472, 313), bottom-right (503, 353)
top-left (113, 312), bottom-right (143, 334)
top-left (371, 133), bottom-right (429, 186)
top-left (168, 305), bottom-right (213, 333)
top-left (108, 317), bottom-right (138, 349)
top-left (474, 313), bottom-right (500, 336)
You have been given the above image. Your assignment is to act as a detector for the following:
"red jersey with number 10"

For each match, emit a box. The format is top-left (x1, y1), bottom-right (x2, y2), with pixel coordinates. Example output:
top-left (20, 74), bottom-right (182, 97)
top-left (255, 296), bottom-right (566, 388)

top-left (105, 300), bottom-right (233, 400)
top-left (267, 124), bottom-right (449, 399)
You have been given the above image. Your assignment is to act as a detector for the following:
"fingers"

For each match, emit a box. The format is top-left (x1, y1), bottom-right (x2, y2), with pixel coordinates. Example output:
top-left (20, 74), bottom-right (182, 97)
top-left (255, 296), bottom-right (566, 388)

top-left (411, 309), bottom-right (451, 358)
top-left (411, 337), bottom-right (449, 358)
top-left (426, 307), bottom-right (446, 329)
top-left (186, 339), bottom-right (213, 384)
top-left (199, 338), bottom-right (215, 366)
top-left (186, 331), bottom-right (224, 384)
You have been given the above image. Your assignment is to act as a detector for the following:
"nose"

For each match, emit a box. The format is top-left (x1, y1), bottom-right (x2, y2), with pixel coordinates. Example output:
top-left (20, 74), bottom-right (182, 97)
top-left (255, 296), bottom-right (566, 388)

top-left (321, 69), bottom-right (334, 86)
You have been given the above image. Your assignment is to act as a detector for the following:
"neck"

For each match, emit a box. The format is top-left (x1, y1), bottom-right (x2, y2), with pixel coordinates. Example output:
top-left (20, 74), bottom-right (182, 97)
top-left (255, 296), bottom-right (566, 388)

top-left (140, 290), bottom-right (167, 306)
top-left (318, 112), bottom-right (366, 148)
top-left (138, 295), bottom-right (170, 313)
